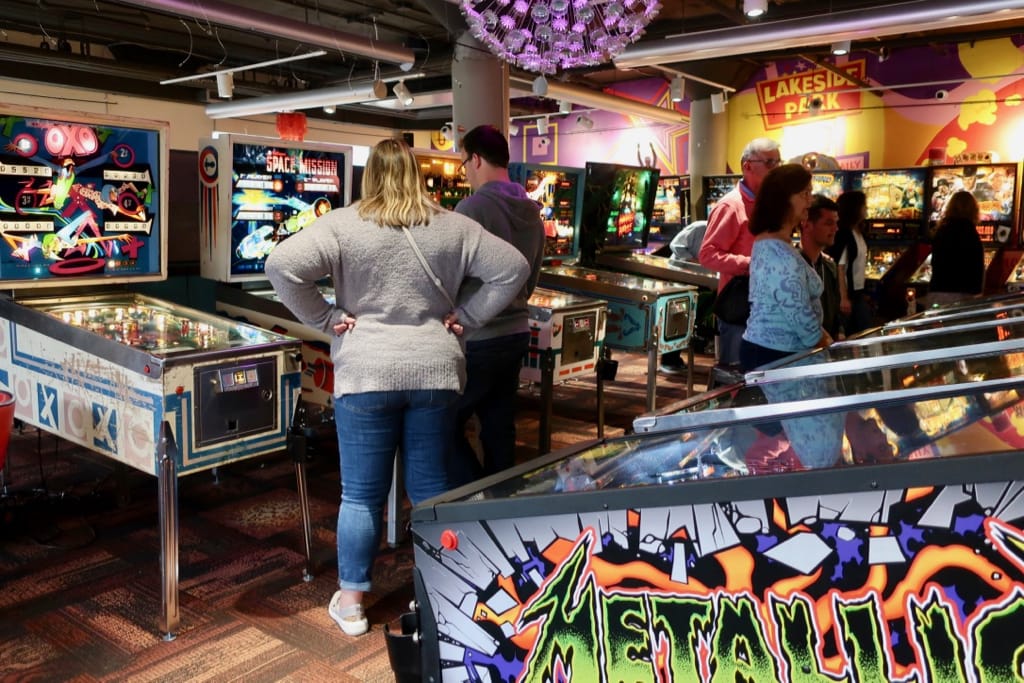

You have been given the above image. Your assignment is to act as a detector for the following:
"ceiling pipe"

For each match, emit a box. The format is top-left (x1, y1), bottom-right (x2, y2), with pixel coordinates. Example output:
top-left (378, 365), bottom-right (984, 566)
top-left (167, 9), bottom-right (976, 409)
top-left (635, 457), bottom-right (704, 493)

top-left (116, 0), bottom-right (415, 69)
top-left (616, 0), bottom-right (1024, 69)
top-left (508, 76), bottom-right (684, 124)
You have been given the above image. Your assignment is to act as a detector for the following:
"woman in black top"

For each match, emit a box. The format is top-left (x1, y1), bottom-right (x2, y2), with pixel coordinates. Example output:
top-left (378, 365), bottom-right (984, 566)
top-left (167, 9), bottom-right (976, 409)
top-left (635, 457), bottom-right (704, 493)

top-left (826, 191), bottom-right (871, 334)
top-left (927, 190), bottom-right (984, 306)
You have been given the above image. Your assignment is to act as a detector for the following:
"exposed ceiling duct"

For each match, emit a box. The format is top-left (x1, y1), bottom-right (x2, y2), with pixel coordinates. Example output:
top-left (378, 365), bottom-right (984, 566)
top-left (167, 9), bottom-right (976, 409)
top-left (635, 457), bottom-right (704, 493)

top-left (509, 76), bottom-right (685, 124)
top-left (205, 80), bottom-right (388, 118)
top-left (115, 0), bottom-right (416, 69)
top-left (615, 0), bottom-right (1024, 69)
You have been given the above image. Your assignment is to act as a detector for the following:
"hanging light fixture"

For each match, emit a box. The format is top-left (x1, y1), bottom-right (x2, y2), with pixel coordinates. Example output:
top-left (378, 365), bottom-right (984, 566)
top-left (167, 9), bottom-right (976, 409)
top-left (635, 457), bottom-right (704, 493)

top-left (831, 40), bottom-right (851, 55)
top-left (536, 115), bottom-right (549, 135)
top-left (461, 0), bottom-right (662, 75)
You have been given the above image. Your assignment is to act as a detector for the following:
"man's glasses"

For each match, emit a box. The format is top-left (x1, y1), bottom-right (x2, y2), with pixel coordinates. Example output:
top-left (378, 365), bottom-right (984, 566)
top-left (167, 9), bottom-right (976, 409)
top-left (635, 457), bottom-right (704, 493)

top-left (747, 157), bottom-right (781, 168)
top-left (457, 157), bottom-right (470, 176)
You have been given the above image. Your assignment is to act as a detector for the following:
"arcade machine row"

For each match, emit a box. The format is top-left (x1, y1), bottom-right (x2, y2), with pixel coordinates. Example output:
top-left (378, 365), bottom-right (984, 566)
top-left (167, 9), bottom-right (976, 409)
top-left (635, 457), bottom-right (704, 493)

top-left (848, 167), bottom-right (929, 321)
top-left (506, 162), bottom-right (609, 448)
top-left (539, 162), bottom-right (698, 409)
top-left (648, 174), bottom-right (691, 246)
top-left (409, 314), bottom-right (1024, 683)
top-left (908, 163), bottom-right (1019, 305)
top-left (0, 108), bottom-right (309, 639)
top-left (701, 173), bottom-right (741, 219)
top-left (414, 149), bottom-right (471, 210)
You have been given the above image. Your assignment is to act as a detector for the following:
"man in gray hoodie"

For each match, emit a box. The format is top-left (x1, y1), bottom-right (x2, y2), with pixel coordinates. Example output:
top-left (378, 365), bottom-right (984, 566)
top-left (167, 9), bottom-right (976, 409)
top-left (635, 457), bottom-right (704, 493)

top-left (450, 125), bottom-right (546, 486)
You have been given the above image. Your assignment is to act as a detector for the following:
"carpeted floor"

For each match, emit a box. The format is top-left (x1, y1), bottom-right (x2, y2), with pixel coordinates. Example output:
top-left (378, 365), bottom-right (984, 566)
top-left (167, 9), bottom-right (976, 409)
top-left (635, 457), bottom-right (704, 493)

top-left (0, 350), bottom-right (713, 682)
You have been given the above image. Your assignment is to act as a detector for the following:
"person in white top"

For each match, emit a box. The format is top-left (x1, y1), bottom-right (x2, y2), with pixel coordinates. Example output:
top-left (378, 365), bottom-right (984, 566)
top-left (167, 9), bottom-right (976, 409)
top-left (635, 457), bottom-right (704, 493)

top-left (827, 190), bottom-right (872, 335)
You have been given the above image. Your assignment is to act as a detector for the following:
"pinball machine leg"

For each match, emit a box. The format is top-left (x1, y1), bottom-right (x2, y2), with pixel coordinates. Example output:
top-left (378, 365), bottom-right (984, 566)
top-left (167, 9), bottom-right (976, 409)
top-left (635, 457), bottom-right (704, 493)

top-left (596, 350), bottom-right (605, 439)
top-left (288, 422), bottom-right (315, 582)
top-left (646, 323), bottom-right (660, 412)
top-left (687, 343), bottom-right (695, 397)
top-left (156, 422), bottom-right (180, 641)
top-left (538, 351), bottom-right (555, 455)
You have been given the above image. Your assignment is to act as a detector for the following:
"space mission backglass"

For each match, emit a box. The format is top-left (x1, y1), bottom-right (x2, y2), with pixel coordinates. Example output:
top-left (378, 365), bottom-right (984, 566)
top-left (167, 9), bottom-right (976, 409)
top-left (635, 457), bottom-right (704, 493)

top-left (199, 134), bottom-right (352, 283)
top-left (0, 108), bottom-right (165, 287)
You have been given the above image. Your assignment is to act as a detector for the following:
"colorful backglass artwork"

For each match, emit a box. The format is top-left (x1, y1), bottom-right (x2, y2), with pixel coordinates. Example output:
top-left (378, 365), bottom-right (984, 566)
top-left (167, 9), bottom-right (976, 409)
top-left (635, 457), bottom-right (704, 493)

top-left (0, 111), bottom-right (164, 286)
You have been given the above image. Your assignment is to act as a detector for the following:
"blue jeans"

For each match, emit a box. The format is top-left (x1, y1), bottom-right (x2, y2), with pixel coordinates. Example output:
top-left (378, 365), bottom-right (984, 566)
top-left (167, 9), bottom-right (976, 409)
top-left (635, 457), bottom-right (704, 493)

top-left (449, 333), bottom-right (529, 488)
top-left (334, 389), bottom-right (456, 592)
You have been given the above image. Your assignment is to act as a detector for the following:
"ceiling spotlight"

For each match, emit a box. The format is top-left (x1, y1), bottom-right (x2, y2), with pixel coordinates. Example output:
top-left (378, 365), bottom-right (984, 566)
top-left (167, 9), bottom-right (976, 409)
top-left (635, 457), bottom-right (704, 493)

top-left (532, 75), bottom-right (548, 97)
top-left (669, 75), bottom-right (685, 103)
top-left (508, 121), bottom-right (520, 136)
top-left (832, 40), bottom-right (851, 56)
top-left (559, 99), bottom-right (572, 114)
top-left (216, 71), bottom-right (234, 99)
top-left (711, 91), bottom-right (726, 115)
top-left (743, 0), bottom-right (767, 18)
top-left (536, 115), bottom-right (549, 135)
top-left (323, 104), bottom-right (336, 114)
top-left (576, 114), bottom-right (594, 130)
top-left (393, 80), bottom-right (414, 107)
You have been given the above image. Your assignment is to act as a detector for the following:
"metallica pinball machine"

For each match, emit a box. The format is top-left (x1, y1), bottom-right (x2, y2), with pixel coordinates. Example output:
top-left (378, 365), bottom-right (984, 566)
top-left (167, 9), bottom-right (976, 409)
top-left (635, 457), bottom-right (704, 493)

top-left (407, 299), bottom-right (1024, 682)
top-left (0, 108), bottom-right (308, 639)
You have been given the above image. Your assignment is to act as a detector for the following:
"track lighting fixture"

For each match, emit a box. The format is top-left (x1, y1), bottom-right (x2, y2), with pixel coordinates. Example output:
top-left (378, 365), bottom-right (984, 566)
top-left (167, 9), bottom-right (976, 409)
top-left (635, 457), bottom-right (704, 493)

top-left (669, 76), bottom-right (684, 102)
top-left (216, 72), bottom-right (234, 99)
top-left (322, 104), bottom-right (336, 114)
top-left (559, 99), bottom-right (572, 114)
top-left (743, 0), bottom-right (767, 18)
top-left (536, 115), bottom-right (549, 135)
top-left (508, 121), bottom-right (520, 136)
top-left (832, 40), bottom-right (851, 56)
top-left (575, 114), bottom-right (594, 130)
top-left (393, 80), bottom-right (414, 107)
top-left (711, 91), bottom-right (726, 114)
top-left (440, 123), bottom-right (454, 141)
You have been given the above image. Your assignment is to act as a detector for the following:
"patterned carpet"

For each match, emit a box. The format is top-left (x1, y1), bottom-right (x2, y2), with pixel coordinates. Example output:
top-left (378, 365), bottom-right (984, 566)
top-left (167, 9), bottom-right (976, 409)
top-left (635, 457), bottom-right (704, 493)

top-left (0, 350), bottom-right (712, 682)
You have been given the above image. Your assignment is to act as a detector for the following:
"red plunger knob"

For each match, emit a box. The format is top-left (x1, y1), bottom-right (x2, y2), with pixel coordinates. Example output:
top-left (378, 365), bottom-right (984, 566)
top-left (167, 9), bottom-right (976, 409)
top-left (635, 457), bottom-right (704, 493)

top-left (440, 529), bottom-right (458, 551)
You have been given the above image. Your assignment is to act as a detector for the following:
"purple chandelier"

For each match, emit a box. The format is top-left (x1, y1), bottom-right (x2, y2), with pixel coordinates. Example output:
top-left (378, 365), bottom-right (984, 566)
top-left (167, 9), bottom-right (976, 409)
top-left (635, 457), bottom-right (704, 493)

top-left (461, 0), bottom-right (662, 75)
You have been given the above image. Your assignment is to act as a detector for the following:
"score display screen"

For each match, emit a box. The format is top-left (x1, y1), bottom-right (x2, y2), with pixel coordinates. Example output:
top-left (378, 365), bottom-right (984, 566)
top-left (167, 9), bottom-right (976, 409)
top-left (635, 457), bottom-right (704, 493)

top-left (229, 143), bottom-right (346, 277)
top-left (850, 168), bottom-right (927, 222)
top-left (928, 164), bottom-right (1016, 230)
top-left (0, 113), bottom-right (162, 283)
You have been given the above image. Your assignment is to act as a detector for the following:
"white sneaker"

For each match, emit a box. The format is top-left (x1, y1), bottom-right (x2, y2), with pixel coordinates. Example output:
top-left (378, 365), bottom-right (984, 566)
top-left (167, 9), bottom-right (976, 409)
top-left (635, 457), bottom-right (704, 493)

top-left (328, 590), bottom-right (369, 636)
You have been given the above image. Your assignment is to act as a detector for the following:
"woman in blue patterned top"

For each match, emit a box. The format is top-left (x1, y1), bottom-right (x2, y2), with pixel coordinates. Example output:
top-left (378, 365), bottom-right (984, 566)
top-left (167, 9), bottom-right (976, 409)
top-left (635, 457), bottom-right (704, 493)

top-left (739, 164), bottom-right (844, 472)
top-left (740, 164), bottom-right (832, 371)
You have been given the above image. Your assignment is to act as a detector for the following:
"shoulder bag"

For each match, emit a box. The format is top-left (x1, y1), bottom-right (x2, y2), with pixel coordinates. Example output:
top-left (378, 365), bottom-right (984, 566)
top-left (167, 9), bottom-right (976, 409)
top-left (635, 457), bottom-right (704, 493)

top-left (712, 274), bottom-right (750, 325)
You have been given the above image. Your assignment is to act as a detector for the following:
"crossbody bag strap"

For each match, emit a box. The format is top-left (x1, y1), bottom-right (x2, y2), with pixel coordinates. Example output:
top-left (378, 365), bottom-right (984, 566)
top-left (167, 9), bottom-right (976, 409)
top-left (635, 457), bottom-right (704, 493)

top-left (401, 226), bottom-right (456, 309)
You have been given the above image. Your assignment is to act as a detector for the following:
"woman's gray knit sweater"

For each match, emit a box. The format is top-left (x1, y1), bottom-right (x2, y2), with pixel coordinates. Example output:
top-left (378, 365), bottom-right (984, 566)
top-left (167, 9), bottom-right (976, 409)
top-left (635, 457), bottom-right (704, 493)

top-left (265, 205), bottom-right (530, 397)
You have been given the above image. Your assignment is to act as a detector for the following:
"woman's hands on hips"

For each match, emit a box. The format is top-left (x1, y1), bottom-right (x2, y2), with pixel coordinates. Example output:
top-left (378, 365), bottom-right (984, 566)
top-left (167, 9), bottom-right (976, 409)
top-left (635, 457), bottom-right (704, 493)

top-left (333, 315), bottom-right (357, 335)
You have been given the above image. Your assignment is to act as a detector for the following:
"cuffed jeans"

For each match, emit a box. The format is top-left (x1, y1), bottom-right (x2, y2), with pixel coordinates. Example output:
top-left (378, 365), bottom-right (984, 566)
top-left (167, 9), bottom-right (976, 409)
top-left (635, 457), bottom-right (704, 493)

top-left (449, 332), bottom-right (529, 488)
top-left (334, 389), bottom-right (456, 592)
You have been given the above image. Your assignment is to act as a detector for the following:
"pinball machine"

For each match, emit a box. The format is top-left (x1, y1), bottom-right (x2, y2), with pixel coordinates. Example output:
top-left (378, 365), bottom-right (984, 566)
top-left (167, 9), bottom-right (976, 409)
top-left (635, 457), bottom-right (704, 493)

top-left (648, 174), bottom-right (691, 246)
top-left (0, 108), bottom-right (309, 638)
top-left (848, 167), bottom-right (929, 320)
top-left (407, 298), bottom-right (1024, 682)
top-left (508, 162), bottom-right (586, 262)
top-left (909, 163), bottom-right (1018, 303)
top-left (539, 162), bottom-right (698, 409)
top-left (701, 173), bottom-right (740, 219)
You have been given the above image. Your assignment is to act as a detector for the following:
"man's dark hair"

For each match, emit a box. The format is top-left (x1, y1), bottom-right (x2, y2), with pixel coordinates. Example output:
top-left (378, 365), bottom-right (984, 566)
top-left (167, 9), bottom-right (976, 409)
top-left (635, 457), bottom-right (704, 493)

top-left (807, 194), bottom-right (838, 224)
top-left (460, 125), bottom-right (510, 168)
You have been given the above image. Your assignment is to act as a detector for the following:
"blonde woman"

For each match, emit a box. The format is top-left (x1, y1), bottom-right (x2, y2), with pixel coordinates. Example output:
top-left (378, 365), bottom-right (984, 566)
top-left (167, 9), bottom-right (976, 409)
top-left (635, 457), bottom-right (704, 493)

top-left (266, 138), bottom-right (529, 637)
